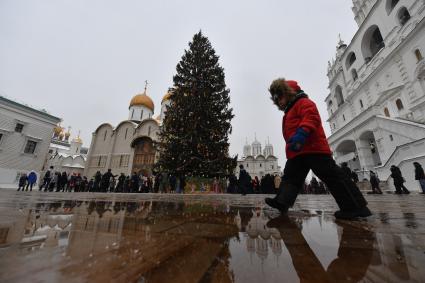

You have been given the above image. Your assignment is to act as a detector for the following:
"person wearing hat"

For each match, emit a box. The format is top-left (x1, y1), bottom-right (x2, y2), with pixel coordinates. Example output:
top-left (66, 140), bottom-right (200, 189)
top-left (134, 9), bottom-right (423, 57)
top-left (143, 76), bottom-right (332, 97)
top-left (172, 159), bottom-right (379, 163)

top-left (413, 162), bottom-right (425, 193)
top-left (265, 78), bottom-right (371, 219)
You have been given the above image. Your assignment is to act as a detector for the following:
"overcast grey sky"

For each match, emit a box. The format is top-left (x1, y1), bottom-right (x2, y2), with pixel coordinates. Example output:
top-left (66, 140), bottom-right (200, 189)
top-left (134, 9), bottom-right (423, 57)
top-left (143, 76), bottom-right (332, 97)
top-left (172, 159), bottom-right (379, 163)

top-left (0, 0), bottom-right (358, 162)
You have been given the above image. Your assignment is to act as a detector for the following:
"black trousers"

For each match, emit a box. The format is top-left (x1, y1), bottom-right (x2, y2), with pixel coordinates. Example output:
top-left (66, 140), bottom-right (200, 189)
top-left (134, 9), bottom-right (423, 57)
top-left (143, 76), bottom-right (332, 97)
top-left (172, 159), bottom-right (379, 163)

top-left (279, 154), bottom-right (367, 211)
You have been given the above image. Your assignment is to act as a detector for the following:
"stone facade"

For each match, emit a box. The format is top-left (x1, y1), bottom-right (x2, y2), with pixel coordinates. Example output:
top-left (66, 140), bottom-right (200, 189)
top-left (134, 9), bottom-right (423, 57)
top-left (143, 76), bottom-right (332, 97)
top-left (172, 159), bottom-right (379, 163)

top-left (325, 0), bottom-right (425, 190)
top-left (0, 96), bottom-right (61, 184)
top-left (84, 90), bottom-right (170, 178)
top-left (235, 139), bottom-right (281, 178)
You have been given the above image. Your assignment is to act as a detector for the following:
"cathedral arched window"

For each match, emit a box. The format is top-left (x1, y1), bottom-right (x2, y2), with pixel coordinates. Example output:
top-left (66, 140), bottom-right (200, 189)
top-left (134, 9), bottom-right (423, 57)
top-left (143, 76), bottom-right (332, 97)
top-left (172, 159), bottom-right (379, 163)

top-left (351, 69), bottom-right (358, 81)
top-left (396, 99), bottom-right (404, 110)
top-left (148, 126), bottom-right (151, 136)
top-left (398, 7), bottom-right (411, 26)
top-left (362, 25), bottom-right (385, 62)
top-left (125, 128), bottom-right (128, 139)
top-left (346, 52), bottom-right (356, 69)
top-left (140, 110), bottom-right (144, 120)
top-left (131, 109), bottom-right (135, 119)
top-left (386, 0), bottom-right (399, 15)
top-left (104, 130), bottom-right (107, 141)
top-left (335, 86), bottom-right (344, 106)
top-left (415, 49), bottom-right (423, 62)
top-left (360, 99), bottom-right (364, 109)
top-left (384, 107), bottom-right (390, 117)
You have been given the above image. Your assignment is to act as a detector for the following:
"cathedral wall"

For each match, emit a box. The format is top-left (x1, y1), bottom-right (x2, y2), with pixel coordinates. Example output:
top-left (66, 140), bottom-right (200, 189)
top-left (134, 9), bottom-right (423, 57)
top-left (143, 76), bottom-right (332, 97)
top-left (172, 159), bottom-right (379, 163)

top-left (85, 124), bottom-right (114, 178)
top-left (135, 120), bottom-right (160, 141)
top-left (109, 123), bottom-right (134, 175)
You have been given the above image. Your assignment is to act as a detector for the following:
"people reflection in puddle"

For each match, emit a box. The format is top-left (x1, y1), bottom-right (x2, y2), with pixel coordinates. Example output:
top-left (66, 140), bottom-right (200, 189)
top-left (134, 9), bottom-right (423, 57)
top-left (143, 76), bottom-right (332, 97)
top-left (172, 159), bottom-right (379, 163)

top-left (266, 215), bottom-right (375, 283)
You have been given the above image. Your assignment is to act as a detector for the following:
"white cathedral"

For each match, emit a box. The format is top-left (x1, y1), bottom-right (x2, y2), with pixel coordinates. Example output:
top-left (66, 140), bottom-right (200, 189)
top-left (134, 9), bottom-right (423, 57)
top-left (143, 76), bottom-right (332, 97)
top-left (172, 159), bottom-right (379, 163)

top-left (235, 138), bottom-right (281, 178)
top-left (326, 0), bottom-right (425, 191)
top-left (84, 87), bottom-right (171, 178)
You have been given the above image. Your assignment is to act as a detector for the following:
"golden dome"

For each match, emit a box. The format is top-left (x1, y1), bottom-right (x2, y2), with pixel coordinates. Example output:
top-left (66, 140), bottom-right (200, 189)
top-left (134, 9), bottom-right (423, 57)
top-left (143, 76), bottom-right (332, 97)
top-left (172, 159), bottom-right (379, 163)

top-left (73, 136), bottom-right (83, 143)
top-left (130, 92), bottom-right (154, 111)
top-left (162, 91), bottom-right (172, 103)
top-left (54, 125), bottom-right (63, 135)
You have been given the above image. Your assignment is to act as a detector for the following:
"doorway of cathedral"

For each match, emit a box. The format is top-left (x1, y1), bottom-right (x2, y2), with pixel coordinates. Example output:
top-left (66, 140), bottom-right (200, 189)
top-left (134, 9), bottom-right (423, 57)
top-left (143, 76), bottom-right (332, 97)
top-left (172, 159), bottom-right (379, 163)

top-left (131, 137), bottom-right (155, 176)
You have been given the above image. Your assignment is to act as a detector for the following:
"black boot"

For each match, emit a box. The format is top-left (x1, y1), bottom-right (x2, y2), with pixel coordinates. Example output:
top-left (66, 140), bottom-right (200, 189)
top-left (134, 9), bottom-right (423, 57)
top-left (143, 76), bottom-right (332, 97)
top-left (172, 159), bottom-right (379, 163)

top-left (265, 197), bottom-right (289, 213)
top-left (334, 206), bottom-right (372, 220)
top-left (265, 183), bottom-right (299, 214)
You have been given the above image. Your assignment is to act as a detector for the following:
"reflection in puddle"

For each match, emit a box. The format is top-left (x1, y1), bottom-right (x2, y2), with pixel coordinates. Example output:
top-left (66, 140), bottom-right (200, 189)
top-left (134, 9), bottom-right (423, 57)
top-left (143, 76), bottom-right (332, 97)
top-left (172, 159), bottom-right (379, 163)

top-left (0, 197), bottom-right (425, 282)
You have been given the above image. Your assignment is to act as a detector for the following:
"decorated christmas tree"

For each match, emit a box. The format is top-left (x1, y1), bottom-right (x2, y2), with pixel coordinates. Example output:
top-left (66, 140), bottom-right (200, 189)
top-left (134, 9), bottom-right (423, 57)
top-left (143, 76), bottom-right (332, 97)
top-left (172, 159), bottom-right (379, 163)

top-left (156, 31), bottom-right (236, 177)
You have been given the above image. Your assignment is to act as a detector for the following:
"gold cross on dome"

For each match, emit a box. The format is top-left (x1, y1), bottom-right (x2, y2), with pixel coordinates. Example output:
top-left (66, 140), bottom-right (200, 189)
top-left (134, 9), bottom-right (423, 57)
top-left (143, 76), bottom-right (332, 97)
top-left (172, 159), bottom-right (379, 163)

top-left (144, 80), bottom-right (149, 93)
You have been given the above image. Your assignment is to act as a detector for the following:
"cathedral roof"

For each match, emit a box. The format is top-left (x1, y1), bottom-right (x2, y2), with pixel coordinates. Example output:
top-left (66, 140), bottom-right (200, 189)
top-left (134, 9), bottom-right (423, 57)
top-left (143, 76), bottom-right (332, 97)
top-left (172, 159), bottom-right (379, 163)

top-left (129, 91), bottom-right (154, 111)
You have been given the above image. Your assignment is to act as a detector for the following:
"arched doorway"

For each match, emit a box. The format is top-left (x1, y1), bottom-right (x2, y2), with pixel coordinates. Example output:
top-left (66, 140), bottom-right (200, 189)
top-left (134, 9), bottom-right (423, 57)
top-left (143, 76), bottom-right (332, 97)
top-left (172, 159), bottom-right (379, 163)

top-left (131, 136), bottom-right (156, 176)
top-left (359, 131), bottom-right (382, 168)
top-left (335, 140), bottom-right (360, 170)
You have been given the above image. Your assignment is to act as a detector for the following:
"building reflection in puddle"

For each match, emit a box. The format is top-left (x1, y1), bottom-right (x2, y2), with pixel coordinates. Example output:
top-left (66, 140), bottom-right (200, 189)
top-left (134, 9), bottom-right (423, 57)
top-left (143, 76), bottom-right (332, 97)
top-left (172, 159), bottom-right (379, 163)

top-left (0, 199), bottom-right (424, 282)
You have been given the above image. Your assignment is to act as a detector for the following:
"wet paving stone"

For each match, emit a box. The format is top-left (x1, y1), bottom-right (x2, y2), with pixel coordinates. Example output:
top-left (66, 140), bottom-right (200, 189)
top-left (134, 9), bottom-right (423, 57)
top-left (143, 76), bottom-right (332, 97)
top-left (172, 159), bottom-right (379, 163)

top-left (0, 190), bottom-right (425, 282)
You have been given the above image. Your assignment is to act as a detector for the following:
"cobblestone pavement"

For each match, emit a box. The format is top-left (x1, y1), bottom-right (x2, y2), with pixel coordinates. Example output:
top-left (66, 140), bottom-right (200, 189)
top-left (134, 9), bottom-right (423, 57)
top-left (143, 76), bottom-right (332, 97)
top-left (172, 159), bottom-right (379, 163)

top-left (0, 190), bottom-right (424, 283)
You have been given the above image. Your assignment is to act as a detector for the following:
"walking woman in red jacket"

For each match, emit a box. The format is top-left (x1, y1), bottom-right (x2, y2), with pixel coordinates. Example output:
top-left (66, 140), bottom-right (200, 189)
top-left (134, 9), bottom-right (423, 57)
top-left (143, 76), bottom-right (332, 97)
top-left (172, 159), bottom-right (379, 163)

top-left (265, 78), bottom-right (371, 219)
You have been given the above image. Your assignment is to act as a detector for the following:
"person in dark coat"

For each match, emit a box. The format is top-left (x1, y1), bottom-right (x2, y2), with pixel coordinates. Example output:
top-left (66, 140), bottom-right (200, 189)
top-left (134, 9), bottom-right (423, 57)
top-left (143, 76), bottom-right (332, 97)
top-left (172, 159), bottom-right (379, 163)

top-left (93, 171), bottom-right (102, 192)
top-left (101, 169), bottom-right (114, 192)
top-left (369, 171), bottom-right (382, 194)
top-left (169, 175), bottom-right (177, 193)
top-left (88, 178), bottom-right (94, 192)
top-left (59, 172), bottom-right (68, 192)
top-left (390, 165), bottom-right (410, 194)
top-left (265, 78), bottom-right (371, 220)
top-left (40, 166), bottom-right (53, 191)
top-left (413, 162), bottom-right (425, 193)
top-left (227, 174), bottom-right (238, 194)
top-left (18, 173), bottom-right (27, 191)
top-left (238, 165), bottom-right (252, 195)
top-left (26, 171), bottom-right (37, 191)
top-left (124, 176), bottom-right (131, 193)
top-left (81, 176), bottom-right (88, 192)
top-left (154, 172), bottom-right (161, 193)
top-left (310, 177), bottom-right (320, 194)
top-left (179, 175), bottom-right (186, 194)
top-left (130, 172), bottom-right (140, 193)
top-left (75, 173), bottom-right (83, 192)
top-left (116, 173), bottom-right (126, 193)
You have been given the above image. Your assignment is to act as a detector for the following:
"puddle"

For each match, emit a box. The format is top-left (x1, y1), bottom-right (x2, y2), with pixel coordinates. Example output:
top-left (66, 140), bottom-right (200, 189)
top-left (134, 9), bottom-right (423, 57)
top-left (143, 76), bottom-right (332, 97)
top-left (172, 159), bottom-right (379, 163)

top-left (0, 192), bottom-right (425, 282)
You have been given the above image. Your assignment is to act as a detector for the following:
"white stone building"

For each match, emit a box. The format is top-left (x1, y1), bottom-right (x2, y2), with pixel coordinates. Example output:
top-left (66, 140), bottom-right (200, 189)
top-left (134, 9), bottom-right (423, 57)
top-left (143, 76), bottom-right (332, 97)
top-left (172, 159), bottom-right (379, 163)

top-left (84, 88), bottom-right (171, 178)
top-left (44, 127), bottom-right (88, 176)
top-left (0, 96), bottom-right (61, 185)
top-left (235, 138), bottom-right (281, 178)
top-left (325, 0), bottom-right (425, 191)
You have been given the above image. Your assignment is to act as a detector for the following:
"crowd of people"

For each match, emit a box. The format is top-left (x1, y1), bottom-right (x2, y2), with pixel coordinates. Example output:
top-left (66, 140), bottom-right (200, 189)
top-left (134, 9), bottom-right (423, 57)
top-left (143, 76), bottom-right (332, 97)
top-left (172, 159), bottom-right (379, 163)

top-left (16, 161), bottom-right (425, 195)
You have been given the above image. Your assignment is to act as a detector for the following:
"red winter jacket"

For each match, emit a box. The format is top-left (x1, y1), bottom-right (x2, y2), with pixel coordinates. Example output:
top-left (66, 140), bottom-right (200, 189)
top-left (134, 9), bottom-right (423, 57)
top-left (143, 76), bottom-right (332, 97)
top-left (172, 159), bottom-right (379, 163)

top-left (282, 94), bottom-right (332, 159)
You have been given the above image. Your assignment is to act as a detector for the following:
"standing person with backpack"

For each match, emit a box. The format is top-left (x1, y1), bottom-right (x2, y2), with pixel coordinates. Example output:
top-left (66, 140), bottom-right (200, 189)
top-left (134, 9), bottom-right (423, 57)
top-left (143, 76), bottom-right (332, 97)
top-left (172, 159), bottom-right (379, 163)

top-left (264, 78), bottom-right (371, 220)
top-left (413, 162), bottom-right (425, 193)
